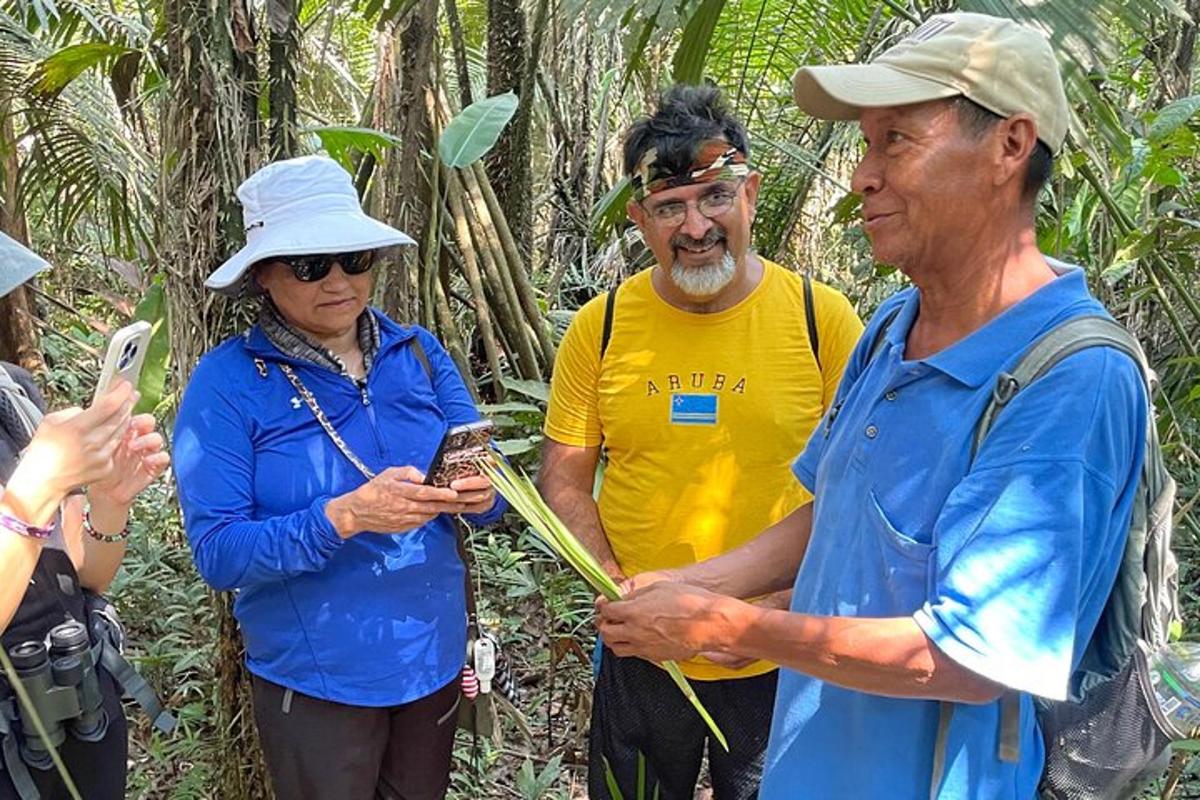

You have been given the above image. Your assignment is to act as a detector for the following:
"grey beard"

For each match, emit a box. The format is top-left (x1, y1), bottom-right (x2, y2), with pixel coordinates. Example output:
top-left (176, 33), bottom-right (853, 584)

top-left (670, 251), bottom-right (737, 298)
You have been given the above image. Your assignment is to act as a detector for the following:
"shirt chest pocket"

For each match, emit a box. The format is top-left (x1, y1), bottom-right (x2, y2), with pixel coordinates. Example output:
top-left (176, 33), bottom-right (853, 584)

top-left (860, 491), bottom-right (934, 615)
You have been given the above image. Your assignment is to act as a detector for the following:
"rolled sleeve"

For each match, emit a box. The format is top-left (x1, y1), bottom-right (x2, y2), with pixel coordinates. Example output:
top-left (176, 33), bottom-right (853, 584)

top-left (544, 296), bottom-right (604, 448)
top-left (913, 460), bottom-right (1118, 699)
top-left (791, 426), bottom-right (826, 493)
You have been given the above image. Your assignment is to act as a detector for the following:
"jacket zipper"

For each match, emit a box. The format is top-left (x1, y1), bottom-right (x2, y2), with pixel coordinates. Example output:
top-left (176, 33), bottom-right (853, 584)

top-left (346, 370), bottom-right (387, 466)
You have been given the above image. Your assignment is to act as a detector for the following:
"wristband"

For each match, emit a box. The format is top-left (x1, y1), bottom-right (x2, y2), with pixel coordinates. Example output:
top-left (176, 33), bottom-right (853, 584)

top-left (83, 507), bottom-right (130, 543)
top-left (0, 511), bottom-right (55, 540)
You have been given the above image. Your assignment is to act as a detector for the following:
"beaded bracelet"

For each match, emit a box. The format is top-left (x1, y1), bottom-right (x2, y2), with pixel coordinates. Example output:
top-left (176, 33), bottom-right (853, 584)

top-left (83, 507), bottom-right (130, 543)
top-left (0, 511), bottom-right (55, 539)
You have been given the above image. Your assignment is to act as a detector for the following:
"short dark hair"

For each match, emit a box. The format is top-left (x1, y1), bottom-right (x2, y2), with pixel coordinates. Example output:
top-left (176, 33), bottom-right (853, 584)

top-left (623, 85), bottom-right (750, 177)
top-left (950, 96), bottom-right (1053, 201)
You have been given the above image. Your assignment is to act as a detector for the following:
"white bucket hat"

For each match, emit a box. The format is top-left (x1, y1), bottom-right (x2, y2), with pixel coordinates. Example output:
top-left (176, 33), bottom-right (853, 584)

top-left (205, 155), bottom-right (416, 294)
top-left (0, 231), bottom-right (50, 299)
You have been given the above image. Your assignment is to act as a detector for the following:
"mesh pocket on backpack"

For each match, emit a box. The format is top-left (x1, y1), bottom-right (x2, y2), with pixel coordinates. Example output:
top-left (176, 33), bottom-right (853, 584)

top-left (1038, 652), bottom-right (1175, 800)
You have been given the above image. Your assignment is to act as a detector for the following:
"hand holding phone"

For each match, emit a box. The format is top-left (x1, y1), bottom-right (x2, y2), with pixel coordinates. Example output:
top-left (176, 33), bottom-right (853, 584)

top-left (425, 420), bottom-right (494, 488)
top-left (93, 321), bottom-right (152, 404)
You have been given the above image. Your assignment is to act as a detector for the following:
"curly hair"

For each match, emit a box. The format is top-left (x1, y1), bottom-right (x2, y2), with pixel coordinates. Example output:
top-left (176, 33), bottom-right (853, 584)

top-left (622, 84), bottom-right (750, 177)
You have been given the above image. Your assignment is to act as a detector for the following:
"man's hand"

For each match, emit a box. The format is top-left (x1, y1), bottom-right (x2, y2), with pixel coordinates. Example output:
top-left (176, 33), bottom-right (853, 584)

top-left (596, 581), bottom-right (741, 664)
top-left (326, 466), bottom-right (472, 539)
top-left (616, 568), bottom-right (682, 597)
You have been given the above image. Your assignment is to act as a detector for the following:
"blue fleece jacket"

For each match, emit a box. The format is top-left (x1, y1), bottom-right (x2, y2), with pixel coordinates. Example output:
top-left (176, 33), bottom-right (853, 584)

top-left (173, 312), bottom-right (505, 706)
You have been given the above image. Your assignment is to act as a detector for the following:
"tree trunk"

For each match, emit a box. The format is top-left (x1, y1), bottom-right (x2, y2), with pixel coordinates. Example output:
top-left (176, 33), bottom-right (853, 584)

top-left (267, 0), bottom-right (300, 158)
top-left (372, 0), bottom-right (438, 321)
top-left (0, 98), bottom-right (44, 376)
top-left (485, 0), bottom-right (532, 256)
top-left (162, 0), bottom-right (266, 795)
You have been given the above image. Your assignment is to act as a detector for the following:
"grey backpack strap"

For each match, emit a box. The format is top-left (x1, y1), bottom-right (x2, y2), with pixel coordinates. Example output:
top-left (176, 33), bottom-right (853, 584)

top-left (929, 701), bottom-right (955, 799)
top-left (964, 315), bottom-right (1151, 768)
top-left (0, 699), bottom-right (39, 800)
top-left (973, 316), bottom-right (1150, 457)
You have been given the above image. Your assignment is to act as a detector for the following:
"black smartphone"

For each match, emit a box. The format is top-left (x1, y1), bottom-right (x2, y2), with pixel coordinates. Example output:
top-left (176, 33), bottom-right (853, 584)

top-left (425, 420), bottom-right (495, 487)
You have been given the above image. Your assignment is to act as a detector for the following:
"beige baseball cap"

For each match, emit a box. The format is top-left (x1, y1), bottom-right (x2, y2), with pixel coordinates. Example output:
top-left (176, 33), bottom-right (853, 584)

top-left (792, 12), bottom-right (1069, 152)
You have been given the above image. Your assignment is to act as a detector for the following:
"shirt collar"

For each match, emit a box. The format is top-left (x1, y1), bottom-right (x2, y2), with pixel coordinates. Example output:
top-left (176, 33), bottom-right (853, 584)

top-left (248, 301), bottom-right (396, 374)
top-left (887, 261), bottom-right (1097, 388)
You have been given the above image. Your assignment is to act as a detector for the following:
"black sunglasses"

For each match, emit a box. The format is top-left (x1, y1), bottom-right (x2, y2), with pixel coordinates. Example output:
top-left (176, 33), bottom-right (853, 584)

top-left (272, 250), bottom-right (378, 282)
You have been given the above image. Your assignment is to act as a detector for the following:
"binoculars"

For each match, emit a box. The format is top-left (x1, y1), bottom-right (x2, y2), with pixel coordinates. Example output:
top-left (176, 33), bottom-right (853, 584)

top-left (7, 619), bottom-right (108, 769)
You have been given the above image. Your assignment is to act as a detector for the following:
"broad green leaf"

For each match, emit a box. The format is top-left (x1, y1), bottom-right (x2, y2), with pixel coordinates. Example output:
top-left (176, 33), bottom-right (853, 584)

top-left (671, 0), bottom-right (725, 83)
top-left (830, 192), bottom-right (862, 225)
top-left (32, 42), bottom-right (133, 97)
top-left (591, 176), bottom-right (632, 240)
top-left (305, 126), bottom-right (403, 173)
top-left (438, 92), bottom-right (519, 168)
top-left (132, 278), bottom-right (170, 415)
top-left (479, 401), bottom-right (543, 415)
top-left (500, 376), bottom-right (550, 403)
top-left (1148, 95), bottom-right (1200, 142)
top-left (496, 436), bottom-right (541, 456)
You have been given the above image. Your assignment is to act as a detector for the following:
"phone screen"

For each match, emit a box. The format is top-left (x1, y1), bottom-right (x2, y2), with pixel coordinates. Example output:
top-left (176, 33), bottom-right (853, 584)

top-left (426, 421), bottom-right (494, 487)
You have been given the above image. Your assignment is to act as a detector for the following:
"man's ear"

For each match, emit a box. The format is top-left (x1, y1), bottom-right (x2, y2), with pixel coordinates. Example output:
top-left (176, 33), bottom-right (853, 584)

top-left (626, 198), bottom-right (645, 226)
top-left (995, 113), bottom-right (1038, 190)
top-left (742, 171), bottom-right (763, 220)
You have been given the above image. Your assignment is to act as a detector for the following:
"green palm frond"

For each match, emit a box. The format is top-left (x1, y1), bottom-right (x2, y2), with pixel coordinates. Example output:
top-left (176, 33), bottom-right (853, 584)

top-left (478, 454), bottom-right (730, 751)
top-left (0, 7), bottom-right (156, 258)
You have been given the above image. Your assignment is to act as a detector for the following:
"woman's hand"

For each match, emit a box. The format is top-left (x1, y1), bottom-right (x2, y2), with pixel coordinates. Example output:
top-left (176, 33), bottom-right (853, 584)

top-left (448, 474), bottom-right (496, 515)
top-left (89, 413), bottom-right (170, 508)
top-left (325, 466), bottom-right (473, 539)
top-left (2, 381), bottom-right (136, 525)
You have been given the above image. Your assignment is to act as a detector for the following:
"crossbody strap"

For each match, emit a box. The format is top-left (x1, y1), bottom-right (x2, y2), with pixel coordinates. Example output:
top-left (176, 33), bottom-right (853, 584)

top-left (264, 336), bottom-right (480, 633)
top-left (278, 363), bottom-right (377, 481)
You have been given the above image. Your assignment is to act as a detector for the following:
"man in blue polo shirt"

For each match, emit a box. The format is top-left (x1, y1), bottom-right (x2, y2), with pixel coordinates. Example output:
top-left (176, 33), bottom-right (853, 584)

top-left (595, 12), bottom-right (1148, 800)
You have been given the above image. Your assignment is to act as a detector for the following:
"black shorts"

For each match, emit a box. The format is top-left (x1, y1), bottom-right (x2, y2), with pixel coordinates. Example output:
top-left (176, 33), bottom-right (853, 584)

top-left (589, 647), bottom-right (778, 800)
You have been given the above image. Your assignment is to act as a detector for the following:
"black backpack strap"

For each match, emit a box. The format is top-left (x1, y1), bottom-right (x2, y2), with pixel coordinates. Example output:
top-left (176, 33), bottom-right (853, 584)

top-left (803, 273), bottom-right (821, 372)
top-left (409, 334), bottom-right (434, 383)
top-left (600, 283), bottom-right (621, 359)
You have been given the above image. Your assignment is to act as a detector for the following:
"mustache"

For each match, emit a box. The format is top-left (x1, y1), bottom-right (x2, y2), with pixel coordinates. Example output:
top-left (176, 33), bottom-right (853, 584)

top-left (670, 226), bottom-right (726, 250)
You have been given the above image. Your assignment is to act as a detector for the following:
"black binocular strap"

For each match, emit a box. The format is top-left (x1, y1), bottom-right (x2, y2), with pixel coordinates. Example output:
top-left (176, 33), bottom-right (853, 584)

top-left (90, 641), bottom-right (175, 735)
top-left (0, 699), bottom-right (39, 800)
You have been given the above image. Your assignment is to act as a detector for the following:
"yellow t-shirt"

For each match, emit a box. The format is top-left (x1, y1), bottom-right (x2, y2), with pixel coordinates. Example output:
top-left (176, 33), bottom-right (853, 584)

top-left (544, 260), bottom-right (863, 679)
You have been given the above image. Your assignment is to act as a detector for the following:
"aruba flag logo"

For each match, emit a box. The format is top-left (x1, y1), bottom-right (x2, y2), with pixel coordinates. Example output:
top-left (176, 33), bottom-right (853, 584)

top-left (670, 393), bottom-right (718, 425)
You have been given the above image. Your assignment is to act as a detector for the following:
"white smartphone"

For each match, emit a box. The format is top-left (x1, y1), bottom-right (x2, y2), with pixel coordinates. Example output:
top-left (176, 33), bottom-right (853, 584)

top-left (93, 320), bottom-right (152, 404)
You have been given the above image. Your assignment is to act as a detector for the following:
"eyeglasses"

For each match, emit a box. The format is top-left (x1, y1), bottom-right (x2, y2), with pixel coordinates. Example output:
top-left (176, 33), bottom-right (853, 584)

top-left (641, 181), bottom-right (744, 228)
top-left (272, 250), bottom-right (378, 282)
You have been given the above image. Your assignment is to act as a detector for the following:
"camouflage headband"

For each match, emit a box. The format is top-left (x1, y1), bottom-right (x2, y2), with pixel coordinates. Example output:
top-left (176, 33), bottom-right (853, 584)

top-left (631, 139), bottom-right (750, 201)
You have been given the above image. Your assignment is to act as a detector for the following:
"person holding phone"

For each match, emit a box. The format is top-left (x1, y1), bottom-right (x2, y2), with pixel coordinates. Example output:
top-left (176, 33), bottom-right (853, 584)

top-left (0, 232), bottom-right (170, 800)
top-left (173, 155), bottom-right (505, 800)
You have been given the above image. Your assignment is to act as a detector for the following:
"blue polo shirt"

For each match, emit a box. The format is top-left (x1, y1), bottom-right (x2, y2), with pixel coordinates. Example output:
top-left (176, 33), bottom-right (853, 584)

top-left (760, 265), bottom-right (1147, 800)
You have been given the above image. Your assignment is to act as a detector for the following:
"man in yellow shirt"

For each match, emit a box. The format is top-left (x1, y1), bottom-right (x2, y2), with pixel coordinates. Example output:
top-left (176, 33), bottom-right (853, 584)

top-left (539, 85), bottom-right (862, 799)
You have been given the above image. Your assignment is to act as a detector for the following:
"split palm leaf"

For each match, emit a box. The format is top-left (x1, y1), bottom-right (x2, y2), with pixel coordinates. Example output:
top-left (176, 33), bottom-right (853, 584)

top-left (476, 454), bottom-right (729, 751)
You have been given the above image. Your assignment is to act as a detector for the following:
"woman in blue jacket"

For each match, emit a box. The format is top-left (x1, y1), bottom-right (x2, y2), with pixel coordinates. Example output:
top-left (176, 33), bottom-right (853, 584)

top-left (174, 155), bottom-right (505, 800)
